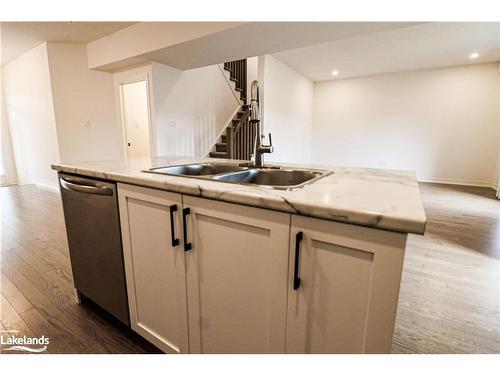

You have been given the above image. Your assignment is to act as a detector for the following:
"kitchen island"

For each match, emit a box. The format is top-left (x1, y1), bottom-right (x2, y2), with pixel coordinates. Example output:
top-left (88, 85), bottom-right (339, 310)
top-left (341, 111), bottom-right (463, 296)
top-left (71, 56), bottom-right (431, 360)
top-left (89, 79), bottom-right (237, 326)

top-left (52, 156), bottom-right (426, 354)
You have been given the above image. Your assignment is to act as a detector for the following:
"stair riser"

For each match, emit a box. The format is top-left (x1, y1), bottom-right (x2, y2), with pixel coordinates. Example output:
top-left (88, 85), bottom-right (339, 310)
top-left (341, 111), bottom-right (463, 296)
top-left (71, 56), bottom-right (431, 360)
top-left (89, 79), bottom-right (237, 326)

top-left (216, 144), bottom-right (227, 152)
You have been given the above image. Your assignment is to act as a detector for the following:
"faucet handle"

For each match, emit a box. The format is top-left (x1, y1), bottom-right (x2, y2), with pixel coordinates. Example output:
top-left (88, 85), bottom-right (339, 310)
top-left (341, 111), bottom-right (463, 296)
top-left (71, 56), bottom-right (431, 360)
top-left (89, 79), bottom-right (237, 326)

top-left (263, 133), bottom-right (273, 153)
top-left (262, 132), bottom-right (272, 146)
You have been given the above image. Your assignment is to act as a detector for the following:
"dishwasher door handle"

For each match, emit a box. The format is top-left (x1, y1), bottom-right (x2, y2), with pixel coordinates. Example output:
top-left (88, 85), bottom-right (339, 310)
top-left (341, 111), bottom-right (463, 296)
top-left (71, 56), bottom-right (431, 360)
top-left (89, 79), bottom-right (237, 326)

top-left (60, 176), bottom-right (113, 196)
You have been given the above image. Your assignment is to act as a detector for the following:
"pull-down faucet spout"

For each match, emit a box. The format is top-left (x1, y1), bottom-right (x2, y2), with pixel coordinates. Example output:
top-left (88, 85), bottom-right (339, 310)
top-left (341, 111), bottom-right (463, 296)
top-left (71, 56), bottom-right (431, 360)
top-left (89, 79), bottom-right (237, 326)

top-left (249, 80), bottom-right (273, 167)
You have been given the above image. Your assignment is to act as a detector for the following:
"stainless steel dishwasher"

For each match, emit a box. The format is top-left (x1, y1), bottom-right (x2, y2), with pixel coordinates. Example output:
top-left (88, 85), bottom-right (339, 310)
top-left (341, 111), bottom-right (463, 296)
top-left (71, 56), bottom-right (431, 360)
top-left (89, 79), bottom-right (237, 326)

top-left (58, 173), bottom-right (130, 326)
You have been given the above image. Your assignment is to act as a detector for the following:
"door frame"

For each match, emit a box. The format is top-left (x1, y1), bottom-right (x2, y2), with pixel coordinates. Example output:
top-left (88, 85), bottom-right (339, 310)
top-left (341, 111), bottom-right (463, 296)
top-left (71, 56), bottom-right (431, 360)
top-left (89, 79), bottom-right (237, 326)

top-left (114, 70), bottom-right (156, 159)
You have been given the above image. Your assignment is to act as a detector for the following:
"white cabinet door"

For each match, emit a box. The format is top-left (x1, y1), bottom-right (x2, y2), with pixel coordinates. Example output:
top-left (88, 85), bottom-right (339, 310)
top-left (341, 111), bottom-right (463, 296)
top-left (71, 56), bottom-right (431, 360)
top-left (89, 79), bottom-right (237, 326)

top-left (183, 196), bottom-right (290, 353)
top-left (286, 215), bottom-right (407, 354)
top-left (118, 183), bottom-right (189, 353)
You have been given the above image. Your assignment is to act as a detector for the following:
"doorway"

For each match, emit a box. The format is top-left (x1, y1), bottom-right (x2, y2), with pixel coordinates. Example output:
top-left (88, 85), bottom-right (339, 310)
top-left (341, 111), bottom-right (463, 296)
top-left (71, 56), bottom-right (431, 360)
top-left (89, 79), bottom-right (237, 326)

top-left (119, 80), bottom-right (152, 158)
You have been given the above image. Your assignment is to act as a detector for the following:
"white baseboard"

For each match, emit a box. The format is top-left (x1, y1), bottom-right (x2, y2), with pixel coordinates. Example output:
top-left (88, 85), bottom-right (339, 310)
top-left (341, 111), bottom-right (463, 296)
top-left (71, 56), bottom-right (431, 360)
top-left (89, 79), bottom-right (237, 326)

top-left (418, 177), bottom-right (498, 190)
top-left (5, 180), bottom-right (60, 192)
top-left (35, 181), bottom-right (60, 193)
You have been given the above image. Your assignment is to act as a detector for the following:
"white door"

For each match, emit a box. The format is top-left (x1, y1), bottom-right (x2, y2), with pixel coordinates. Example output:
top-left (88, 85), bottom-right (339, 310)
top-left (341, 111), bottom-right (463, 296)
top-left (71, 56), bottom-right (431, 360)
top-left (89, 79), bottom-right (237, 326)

top-left (286, 215), bottom-right (407, 353)
top-left (117, 184), bottom-right (189, 353)
top-left (120, 80), bottom-right (151, 157)
top-left (183, 196), bottom-right (290, 353)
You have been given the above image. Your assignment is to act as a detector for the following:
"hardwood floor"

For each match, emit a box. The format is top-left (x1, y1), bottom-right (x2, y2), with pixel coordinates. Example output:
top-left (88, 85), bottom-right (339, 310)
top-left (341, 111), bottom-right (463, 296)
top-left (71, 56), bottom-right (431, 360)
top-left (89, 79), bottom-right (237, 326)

top-left (1, 185), bottom-right (152, 354)
top-left (392, 183), bottom-right (500, 354)
top-left (1, 183), bottom-right (499, 354)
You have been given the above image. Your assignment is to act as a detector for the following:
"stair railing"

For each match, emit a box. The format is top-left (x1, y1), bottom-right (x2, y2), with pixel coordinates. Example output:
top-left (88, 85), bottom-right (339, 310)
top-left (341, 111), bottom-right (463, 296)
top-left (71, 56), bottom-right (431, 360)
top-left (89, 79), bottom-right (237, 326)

top-left (226, 108), bottom-right (255, 160)
top-left (223, 58), bottom-right (253, 160)
top-left (224, 59), bottom-right (247, 104)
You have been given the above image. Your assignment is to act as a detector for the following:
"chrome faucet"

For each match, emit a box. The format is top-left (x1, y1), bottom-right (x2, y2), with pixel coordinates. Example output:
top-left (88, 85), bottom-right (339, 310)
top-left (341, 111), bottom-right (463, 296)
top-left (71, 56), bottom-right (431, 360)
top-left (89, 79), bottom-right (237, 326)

top-left (249, 80), bottom-right (273, 167)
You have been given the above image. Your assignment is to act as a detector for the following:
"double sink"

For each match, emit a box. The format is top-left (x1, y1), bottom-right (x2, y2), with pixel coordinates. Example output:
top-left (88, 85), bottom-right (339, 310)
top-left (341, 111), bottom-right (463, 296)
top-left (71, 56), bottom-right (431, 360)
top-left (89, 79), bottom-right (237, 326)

top-left (145, 162), bottom-right (332, 190)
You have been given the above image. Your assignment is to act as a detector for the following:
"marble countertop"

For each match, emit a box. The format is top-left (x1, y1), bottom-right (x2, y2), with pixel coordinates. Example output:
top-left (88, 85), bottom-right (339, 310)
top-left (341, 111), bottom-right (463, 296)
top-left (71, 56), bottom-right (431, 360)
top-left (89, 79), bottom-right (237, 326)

top-left (51, 156), bottom-right (427, 235)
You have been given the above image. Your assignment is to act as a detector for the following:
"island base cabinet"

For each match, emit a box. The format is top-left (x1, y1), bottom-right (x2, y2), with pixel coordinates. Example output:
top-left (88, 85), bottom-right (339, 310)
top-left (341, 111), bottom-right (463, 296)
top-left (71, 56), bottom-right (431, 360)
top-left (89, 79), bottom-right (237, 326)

top-left (118, 184), bottom-right (189, 354)
top-left (183, 196), bottom-right (290, 353)
top-left (286, 215), bottom-right (407, 354)
top-left (117, 183), bottom-right (408, 354)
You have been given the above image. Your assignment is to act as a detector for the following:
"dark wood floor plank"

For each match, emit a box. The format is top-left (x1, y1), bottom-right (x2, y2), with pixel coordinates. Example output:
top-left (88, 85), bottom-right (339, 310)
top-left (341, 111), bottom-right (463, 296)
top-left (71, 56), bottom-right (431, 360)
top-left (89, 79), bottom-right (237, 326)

top-left (20, 306), bottom-right (81, 354)
top-left (0, 294), bottom-right (36, 337)
top-left (1, 273), bottom-right (33, 314)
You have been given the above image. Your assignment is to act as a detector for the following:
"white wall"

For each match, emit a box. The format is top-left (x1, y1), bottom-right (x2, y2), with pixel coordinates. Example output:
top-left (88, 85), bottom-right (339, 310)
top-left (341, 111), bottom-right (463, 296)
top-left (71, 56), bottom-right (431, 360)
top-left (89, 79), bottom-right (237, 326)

top-left (312, 63), bottom-right (499, 187)
top-left (262, 55), bottom-right (314, 164)
top-left (152, 62), bottom-right (240, 157)
top-left (497, 64), bottom-right (500, 197)
top-left (1, 67), bottom-right (18, 185)
top-left (2, 43), bottom-right (60, 187)
top-left (47, 43), bottom-right (122, 162)
top-left (247, 56), bottom-right (258, 100)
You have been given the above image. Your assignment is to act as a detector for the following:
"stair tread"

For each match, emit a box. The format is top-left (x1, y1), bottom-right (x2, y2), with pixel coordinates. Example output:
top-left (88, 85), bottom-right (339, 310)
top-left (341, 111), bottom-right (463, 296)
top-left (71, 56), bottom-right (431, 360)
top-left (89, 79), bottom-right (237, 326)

top-left (209, 151), bottom-right (228, 158)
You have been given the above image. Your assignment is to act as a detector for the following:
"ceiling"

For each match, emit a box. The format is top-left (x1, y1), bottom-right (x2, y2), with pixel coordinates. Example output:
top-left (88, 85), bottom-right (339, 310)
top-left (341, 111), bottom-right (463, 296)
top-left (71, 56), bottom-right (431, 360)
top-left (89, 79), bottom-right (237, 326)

top-left (3, 22), bottom-right (498, 78)
top-left (1, 22), bottom-right (136, 65)
top-left (272, 22), bottom-right (500, 82)
top-left (141, 22), bottom-right (424, 71)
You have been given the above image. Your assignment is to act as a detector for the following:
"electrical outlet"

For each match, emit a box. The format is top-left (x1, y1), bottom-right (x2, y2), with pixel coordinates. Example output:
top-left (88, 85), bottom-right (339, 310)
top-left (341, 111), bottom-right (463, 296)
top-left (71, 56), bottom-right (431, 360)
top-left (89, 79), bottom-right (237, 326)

top-left (84, 120), bottom-right (92, 128)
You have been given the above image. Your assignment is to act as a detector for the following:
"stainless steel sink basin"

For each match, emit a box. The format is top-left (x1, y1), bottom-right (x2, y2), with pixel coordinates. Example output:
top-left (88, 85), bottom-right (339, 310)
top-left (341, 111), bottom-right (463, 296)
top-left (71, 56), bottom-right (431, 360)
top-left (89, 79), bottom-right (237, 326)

top-left (145, 162), bottom-right (332, 190)
top-left (147, 162), bottom-right (248, 176)
top-left (213, 168), bottom-right (331, 189)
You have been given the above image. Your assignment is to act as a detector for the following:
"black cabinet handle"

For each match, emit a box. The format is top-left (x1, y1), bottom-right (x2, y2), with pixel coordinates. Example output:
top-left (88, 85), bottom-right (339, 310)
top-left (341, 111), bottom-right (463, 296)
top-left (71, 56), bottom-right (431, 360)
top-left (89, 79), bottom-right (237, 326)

top-left (182, 207), bottom-right (192, 252)
top-left (169, 205), bottom-right (179, 247)
top-left (293, 231), bottom-right (303, 290)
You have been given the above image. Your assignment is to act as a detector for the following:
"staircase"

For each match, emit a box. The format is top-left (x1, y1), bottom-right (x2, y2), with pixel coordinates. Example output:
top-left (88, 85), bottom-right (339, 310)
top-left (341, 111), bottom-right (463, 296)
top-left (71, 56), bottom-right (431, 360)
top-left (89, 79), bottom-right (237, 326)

top-left (224, 60), bottom-right (247, 104)
top-left (209, 60), bottom-right (255, 160)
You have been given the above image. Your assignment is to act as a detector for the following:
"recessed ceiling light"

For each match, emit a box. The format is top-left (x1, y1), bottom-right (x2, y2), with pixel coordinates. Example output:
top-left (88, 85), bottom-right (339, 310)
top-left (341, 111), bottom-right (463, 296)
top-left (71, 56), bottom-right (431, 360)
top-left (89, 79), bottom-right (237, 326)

top-left (332, 70), bottom-right (339, 76)
top-left (469, 52), bottom-right (479, 59)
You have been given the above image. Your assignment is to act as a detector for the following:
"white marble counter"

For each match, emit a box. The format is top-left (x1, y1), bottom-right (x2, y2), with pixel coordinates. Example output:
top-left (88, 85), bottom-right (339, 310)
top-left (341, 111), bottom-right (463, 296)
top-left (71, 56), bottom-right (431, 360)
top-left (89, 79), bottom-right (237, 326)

top-left (51, 156), bottom-right (426, 234)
